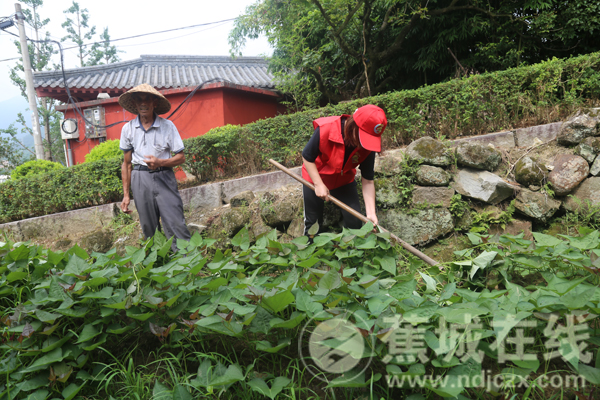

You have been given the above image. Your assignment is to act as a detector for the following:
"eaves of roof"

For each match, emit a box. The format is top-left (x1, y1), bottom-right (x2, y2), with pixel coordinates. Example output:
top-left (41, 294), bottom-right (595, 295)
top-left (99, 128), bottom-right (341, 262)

top-left (54, 81), bottom-right (280, 112)
top-left (34, 55), bottom-right (278, 102)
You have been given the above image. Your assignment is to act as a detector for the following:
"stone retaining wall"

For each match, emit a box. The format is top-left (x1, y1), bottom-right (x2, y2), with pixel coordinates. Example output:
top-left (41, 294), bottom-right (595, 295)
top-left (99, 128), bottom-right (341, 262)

top-left (0, 120), bottom-right (563, 243)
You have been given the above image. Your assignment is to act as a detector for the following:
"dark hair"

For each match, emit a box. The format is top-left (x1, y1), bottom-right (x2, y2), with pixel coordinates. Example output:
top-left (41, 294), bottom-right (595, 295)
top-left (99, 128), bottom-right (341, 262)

top-left (344, 116), bottom-right (361, 148)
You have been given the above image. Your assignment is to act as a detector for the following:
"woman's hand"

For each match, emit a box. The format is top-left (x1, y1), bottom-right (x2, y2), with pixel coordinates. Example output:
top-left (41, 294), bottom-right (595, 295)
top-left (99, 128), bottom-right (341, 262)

top-left (314, 183), bottom-right (330, 201)
top-left (366, 213), bottom-right (378, 227)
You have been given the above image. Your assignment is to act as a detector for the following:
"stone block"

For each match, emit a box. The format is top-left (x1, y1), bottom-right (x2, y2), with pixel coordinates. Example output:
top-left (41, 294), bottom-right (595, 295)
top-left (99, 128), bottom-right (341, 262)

top-left (452, 130), bottom-right (515, 149)
top-left (514, 122), bottom-right (561, 147)
top-left (221, 168), bottom-right (302, 203)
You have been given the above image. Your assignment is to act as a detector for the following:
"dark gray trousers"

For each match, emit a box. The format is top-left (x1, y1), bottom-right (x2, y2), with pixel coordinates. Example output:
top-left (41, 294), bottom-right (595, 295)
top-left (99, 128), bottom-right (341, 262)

top-left (131, 169), bottom-right (191, 248)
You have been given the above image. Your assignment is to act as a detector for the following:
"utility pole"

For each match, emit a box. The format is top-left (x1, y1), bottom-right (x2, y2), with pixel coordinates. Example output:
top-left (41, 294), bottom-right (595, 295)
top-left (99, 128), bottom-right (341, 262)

top-left (15, 3), bottom-right (45, 160)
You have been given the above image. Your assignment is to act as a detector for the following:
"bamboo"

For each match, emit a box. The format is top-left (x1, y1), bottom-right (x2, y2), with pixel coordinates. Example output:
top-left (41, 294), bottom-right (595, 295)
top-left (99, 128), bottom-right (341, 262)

top-left (268, 159), bottom-right (440, 267)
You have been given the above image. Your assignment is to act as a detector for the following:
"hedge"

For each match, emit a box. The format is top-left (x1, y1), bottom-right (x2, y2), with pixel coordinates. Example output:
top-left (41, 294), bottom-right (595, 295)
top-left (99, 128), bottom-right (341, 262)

top-left (182, 52), bottom-right (600, 179)
top-left (10, 159), bottom-right (64, 180)
top-left (0, 158), bottom-right (122, 223)
top-left (1, 52), bottom-right (600, 222)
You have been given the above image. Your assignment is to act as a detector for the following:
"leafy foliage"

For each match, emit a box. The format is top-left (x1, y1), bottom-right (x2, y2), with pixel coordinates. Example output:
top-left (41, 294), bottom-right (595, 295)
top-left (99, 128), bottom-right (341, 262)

top-left (182, 124), bottom-right (261, 182)
top-left (84, 139), bottom-right (123, 163)
top-left (87, 27), bottom-right (122, 65)
top-left (0, 158), bottom-right (122, 223)
top-left (0, 132), bottom-right (28, 175)
top-left (182, 52), bottom-right (600, 180)
top-left (0, 225), bottom-right (599, 399)
top-left (10, 159), bottom-right (63, 180)
top-left (61, 1), bottom-right (97, 67)
top-left (6, 0), bottom-right (64, 165)
top-left (230, 0), bottom-right (600, 105)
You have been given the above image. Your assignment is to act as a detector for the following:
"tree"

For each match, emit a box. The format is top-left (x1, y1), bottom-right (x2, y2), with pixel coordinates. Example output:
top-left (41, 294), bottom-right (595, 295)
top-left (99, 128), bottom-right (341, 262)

top-left (0, 126), bottom-right (30, 175)
top-left (4, 0), bottom-right (64, 165)
top-left (88, 27), bottom-right (123, 65)
top-left (61, 1), bottom-right (97, 67)
top-left (229, 0), bottom-right (600, 107)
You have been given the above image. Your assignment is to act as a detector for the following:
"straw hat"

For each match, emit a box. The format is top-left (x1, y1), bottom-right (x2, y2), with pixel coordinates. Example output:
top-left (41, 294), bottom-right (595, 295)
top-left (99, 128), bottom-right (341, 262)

top-left (118, 83), bottom-right (171, 115)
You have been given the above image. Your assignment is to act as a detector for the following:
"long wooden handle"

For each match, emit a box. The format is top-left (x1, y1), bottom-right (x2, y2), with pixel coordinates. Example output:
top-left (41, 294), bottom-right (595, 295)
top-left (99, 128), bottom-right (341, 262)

top-left (268, 159), bottom-right (439, 267)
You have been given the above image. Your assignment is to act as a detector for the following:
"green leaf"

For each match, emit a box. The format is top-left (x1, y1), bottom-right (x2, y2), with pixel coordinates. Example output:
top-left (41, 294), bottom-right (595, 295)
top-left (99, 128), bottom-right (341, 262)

top-left (255, 337), bottom-right (292, 353)
top-left (7, 270), bottom-right (28, 282)
top-left (319, 269), bottom-right (342, 290)
top-left (126, 309), bottom-right (155, 321)
top-left (307, 222), bottom-right (319, 236)
top-left (512, 358), bottom-right (540, 373)
top-left (403, 303), bottom-right (439, 324)
top-left (389, 280), bottom-right (417, 300)
top-left (24, 389), bottom-right (49, 400)
top-left (375, 256), bottom-right (397, 275)
top-left (295, 290), bottom-right (323, 316)
top-left (418, 272), bottom-right (437, 293)
top-left (313, 236), bottom-right (332, 246)
top-left (63, 255), bottom-right (89, 277)
top-left (470, 251), bottom-right (497, 279)
top-left (209, 364), bottom-right (244, 386)
top-left (439, 282), bottom-right (456, 301)
top-left (35, 310), bottom-right (62, 324)
top-left (76, 324), bottom-right (102, 343)
top-left (367, 295), bottom-right (394, 316)
top-left (152, 381), bottom-right (171, 400)
top-left (492, 311), bottom-right (532, 344)
top-left (563, 230), bottom-right (600, 250)
top-left (326, 371), bottom-right (380, 388)
top-left (62, 382), bottom-right (84, 400)
top-left (231, 227), bottom-right (250, 251)
top-left (81, 286), bottom-right (113, 299)
top-left (578, 363), bottom-right (600, 385)
top-left (532, 232), bottom-right (564, 247)
top-left (250, 307), bottom-right (273, 334)
top-left (22, 348), bottom-right (63, 373)
top-left (248, 377), bottom-right (291, 399)
top-left (560, 287), bottom-right (595, 309)
top-left (262, 290), bottom-right (294, 313)
top-left (67, 244), bottom-right (89, 260)
top-left (18, 373), bottom-right (48, 392)
top-left (173, 383), bottom-right (193, 400)
top-left (270, 312), bottom-right (306, 329)
top-left (82, 277), bottom-right (108, 287)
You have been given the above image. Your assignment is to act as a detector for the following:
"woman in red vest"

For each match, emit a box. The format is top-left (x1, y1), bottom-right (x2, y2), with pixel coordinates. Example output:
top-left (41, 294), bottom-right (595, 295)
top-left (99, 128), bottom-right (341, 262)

top-left (301, 104), bottom-right (388, 235)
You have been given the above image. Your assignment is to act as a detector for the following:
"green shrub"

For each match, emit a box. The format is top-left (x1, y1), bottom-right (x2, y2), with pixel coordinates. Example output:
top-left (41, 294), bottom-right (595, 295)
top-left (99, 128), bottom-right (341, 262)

top-left (181, 52), bottom-right (600, 180)
top-left (10, 159), bottom-right (64, 180)
top-left (84, 139), bottom-right (123, 163)
top-left (0, 158), bottom-right (122, 223)
top-left (182, 124), bottom-right (261, 181)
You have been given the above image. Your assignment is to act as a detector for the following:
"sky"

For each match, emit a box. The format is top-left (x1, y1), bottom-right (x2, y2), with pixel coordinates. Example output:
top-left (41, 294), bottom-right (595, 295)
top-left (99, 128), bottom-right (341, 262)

top-left (0, 0), bottom-right (271, 122)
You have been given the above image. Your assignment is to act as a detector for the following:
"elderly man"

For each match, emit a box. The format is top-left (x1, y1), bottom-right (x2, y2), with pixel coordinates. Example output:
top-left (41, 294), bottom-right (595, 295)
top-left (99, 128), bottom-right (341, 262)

top-left (119, 83), bottom-right (191, 249)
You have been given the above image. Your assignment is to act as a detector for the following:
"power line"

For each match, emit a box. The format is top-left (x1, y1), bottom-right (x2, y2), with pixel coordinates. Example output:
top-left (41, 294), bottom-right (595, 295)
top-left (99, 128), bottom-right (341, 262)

top-left (0, 17), bottom-right (237, 63)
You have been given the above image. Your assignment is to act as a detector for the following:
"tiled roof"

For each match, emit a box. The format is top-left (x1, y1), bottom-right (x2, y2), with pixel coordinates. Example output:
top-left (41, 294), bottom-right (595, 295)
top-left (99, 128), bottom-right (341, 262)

top-left (33, 55), bottom-right (276, 91)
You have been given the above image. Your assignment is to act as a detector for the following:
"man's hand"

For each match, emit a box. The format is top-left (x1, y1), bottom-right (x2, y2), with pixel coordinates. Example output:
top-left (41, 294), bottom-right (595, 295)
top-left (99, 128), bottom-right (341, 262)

top-left (314, 183), bottom-right (330, 201)
top-left (121, 196), bottom-right (132, 214)
top-left (143, 155), bottom-right (162, 170)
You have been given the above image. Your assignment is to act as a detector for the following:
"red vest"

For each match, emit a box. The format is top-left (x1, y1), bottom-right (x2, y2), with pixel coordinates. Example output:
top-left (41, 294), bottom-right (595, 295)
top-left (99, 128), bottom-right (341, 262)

top-left (302, 115), bottom-right (372, 190)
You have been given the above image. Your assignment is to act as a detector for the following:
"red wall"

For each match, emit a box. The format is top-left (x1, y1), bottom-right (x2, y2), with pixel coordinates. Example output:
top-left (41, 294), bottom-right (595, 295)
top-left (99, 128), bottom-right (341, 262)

top-left (60, 86), bottom-right (281, 178)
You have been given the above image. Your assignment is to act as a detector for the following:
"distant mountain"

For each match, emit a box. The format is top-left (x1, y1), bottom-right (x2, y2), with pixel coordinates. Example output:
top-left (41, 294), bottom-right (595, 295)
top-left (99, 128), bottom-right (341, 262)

top-left (0, 96), bottom-right (35, 151)
top-left (0, 95), bottom-right (29, 130)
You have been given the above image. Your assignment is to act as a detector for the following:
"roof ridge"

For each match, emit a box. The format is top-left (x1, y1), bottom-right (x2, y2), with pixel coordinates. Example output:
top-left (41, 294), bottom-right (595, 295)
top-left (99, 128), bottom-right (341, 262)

top-left (33, 55), bottom-right (270, 78)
